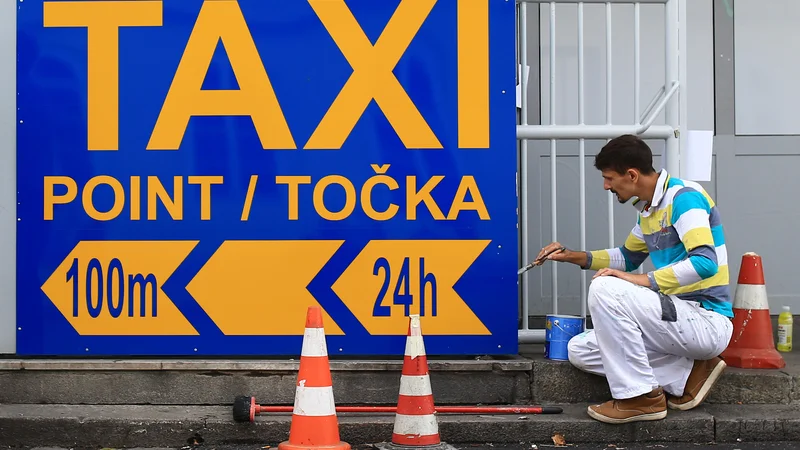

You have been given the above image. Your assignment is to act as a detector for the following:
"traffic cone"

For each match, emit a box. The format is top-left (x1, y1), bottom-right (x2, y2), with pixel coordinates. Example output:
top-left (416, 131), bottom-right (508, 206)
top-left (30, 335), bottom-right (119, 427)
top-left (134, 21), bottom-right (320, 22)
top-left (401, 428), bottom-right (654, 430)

top-left (278, 306), bottom-right (350, 450)
top-left (720, 252), bottom-right (785, 369)
top-left (386, 314), bottom-right (450, 450)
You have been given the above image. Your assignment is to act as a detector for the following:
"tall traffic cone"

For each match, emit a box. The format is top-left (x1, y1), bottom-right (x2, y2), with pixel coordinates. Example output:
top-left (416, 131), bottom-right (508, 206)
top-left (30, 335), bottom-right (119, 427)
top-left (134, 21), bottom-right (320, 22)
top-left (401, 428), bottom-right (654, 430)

top-left (383, 314), bottom-right (451, 450)
top-left (720, 252), bottom-right (785, 369)
top-left (278, 306), bottom-right (350, 450)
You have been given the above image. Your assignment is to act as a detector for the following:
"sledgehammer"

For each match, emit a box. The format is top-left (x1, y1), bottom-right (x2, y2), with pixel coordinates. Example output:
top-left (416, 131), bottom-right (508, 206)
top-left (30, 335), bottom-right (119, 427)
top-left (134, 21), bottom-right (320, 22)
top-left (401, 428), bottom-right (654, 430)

top-left (233, 395), bottom-right (563, 422)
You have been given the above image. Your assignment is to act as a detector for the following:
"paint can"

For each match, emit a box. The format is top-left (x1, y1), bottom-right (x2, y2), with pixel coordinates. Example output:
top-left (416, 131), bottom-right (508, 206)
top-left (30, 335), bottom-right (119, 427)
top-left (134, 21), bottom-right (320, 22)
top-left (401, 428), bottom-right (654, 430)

top-left (544, 314), bottom-right (585, 361)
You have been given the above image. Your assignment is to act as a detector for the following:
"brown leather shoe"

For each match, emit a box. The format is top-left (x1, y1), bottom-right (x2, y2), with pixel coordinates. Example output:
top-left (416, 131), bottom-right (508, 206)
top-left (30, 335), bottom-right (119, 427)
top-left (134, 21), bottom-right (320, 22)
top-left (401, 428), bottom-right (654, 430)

top-left (586, 387), bottom-right (667, 424)
top-left (668, 357), bottom-right (726, 411)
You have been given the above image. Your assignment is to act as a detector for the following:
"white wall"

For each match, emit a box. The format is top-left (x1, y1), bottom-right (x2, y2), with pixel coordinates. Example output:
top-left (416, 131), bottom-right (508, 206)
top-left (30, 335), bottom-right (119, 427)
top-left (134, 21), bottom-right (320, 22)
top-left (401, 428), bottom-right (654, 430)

top-left (734, 0), bottom-right (800, 135)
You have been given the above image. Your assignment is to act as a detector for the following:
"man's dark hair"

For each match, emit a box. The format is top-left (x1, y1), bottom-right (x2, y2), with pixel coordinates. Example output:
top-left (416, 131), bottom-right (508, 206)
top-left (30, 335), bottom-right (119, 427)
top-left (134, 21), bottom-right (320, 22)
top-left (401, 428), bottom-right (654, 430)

top-left (594, 134), bottom-right (656, 175)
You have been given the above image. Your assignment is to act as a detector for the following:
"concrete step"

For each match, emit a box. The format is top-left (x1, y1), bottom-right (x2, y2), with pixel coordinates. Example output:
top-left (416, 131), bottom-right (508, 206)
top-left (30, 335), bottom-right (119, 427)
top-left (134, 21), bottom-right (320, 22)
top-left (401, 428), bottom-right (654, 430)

top-left (0, 358), bottom-right (533, 406)
top-left (1, 403), bottom-right (798, 448)
top-left (523, 345), bottom-right (800, 406)
top-left (1, 350), bottom-right (798, 407)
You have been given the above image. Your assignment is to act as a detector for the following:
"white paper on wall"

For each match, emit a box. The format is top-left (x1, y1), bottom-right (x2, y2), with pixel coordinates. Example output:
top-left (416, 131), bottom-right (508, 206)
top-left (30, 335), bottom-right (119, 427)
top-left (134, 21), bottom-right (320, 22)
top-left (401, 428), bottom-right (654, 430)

top-left (684, 130), bottom-right (714, 181)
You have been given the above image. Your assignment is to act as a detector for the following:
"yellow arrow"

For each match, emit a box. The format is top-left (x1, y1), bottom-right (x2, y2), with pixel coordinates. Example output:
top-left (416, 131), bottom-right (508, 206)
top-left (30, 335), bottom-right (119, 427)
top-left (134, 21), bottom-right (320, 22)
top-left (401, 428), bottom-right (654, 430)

top-left (41, 241), bottom-right (199, 335)
top-left (186, 240), bottom-right (345, 335)
top-left (332, 240), bottom-right (492, 335)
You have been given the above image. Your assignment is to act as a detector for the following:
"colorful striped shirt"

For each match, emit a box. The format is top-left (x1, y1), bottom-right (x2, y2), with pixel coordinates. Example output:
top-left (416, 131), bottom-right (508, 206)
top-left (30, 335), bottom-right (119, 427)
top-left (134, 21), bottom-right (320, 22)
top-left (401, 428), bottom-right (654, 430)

top-left (583, 170), bottom-right (733, 318)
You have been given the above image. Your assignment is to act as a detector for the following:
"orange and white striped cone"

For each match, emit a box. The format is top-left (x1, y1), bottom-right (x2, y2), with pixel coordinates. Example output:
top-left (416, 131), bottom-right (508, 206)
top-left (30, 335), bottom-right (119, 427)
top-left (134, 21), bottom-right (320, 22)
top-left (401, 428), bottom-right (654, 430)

top-left (278, 306), bottom-right (350, 450)
top-left (720, 252), bottom-right (785, 369)
top-left (381, 315), bottom-right (453, 450)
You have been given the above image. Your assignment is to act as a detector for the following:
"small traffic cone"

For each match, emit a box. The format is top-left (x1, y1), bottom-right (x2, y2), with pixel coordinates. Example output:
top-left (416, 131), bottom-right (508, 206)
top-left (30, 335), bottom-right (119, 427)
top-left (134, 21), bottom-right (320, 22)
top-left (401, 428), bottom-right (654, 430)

top-left (278, 306), bottom-right (350, 450)
top-left (383, 314), bottom-right (451, 450)
top-left (720, 252), bottom-right (785, 369)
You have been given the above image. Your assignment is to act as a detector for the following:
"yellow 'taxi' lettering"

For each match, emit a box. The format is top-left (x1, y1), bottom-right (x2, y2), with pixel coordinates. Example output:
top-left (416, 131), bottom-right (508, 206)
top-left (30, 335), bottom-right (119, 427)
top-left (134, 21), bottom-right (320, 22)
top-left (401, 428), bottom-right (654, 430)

top-left (147, 0), bottom-right (295, 150)
top-left (52, 1), bottom-right (492, 152)
top-left (44, 1), bottom-right (162, 151)
top-left (458, 0), bottom-right (489, 148)
top-left (305, 0), bottom-right (442, 150)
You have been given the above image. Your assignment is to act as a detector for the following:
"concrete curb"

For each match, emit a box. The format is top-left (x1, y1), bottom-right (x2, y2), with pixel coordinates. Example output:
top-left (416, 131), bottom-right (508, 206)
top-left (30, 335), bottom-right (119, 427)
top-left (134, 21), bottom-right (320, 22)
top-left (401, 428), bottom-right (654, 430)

top-left (2, 403), bottom-right (797, 447)
top-left (1, 355), bottom-right (797, 407)
top-left (0, 369), bottom-right (532, 407)
top-left (530, 355), bottom-right (800, 405)
top-left (707, 405), bottom-right (800, 442)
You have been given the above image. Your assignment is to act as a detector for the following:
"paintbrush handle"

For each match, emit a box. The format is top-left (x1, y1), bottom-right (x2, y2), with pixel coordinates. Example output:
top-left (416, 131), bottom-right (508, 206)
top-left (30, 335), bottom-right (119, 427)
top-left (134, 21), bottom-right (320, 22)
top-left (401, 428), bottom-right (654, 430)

top-left (518, 246), bottom-right (566, 275)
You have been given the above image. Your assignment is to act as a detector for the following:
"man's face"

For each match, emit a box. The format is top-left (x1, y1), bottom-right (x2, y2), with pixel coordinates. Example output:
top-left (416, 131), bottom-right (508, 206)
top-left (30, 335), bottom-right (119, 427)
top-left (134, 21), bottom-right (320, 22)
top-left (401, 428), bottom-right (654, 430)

top-left (601, 169), bottom-right (637, 204)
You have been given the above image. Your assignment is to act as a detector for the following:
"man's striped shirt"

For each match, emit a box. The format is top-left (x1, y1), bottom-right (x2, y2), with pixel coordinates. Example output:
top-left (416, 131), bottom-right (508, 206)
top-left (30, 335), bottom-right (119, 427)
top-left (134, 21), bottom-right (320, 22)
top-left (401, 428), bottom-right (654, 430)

top-left (583, 170), bottom-right (733, 318)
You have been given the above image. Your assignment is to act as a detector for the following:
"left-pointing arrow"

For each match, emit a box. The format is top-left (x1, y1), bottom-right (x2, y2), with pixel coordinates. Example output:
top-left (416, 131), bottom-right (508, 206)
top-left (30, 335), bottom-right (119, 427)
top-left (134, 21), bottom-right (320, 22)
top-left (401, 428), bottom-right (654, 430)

top-left (186, 240), bottom-right (345, 336)
top-left (41, 241), bottom-right (199, 336)
top-left (332, 239), bottom-right (492, 336)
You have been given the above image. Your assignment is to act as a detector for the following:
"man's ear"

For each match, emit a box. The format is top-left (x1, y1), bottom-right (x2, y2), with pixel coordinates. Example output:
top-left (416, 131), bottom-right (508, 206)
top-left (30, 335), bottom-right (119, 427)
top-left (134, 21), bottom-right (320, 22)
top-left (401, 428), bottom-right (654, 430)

top-left (627, 168), bottom-right (639, 182)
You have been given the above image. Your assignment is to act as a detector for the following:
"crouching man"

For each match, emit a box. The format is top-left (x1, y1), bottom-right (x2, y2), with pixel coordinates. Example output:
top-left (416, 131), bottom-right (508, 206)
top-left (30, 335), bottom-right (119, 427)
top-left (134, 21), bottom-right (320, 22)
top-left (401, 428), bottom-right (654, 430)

top-left (534, 135), bottom-right (733, 424)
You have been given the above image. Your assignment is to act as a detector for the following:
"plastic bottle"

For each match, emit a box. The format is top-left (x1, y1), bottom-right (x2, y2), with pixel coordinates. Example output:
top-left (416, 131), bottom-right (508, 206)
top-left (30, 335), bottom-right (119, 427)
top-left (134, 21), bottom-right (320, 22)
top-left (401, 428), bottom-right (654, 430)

top-left (777, 305), bottom-right (793, 352)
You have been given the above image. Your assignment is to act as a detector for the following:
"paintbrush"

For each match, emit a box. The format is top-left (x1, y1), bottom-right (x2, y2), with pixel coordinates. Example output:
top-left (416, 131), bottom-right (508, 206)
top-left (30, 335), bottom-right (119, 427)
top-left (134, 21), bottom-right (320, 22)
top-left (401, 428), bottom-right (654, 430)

top-left (517, 246), bottom-right (566, 275)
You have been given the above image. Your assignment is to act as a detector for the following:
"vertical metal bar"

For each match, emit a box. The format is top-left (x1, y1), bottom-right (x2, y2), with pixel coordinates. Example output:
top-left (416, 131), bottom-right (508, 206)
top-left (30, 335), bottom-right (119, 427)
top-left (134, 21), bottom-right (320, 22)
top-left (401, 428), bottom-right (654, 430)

top-left (634, 1), bottom-right (644, 274)
top-left (634, 3), bottom-right (641, 125)
top-left (578, 2), bottom-right (587, 321)
top-left (549, 2), bottom-right (558, 314)
top-left (664, 0), bottom-right (680, 175)
top-left (605, 3), bottom-right (612, 127)
top-left (519, 1), bottom-right (530, 330)
top-left (605, 2), bottom-right (614, 248)
top-left (678, 0), bottom-right (688, 178)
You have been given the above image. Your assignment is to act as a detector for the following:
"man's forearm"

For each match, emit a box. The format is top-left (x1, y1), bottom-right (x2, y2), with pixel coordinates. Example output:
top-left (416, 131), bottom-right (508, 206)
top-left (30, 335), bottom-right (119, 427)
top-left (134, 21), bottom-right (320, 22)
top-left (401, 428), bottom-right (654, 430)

top-left (565, 250), bottom-right (589, 268)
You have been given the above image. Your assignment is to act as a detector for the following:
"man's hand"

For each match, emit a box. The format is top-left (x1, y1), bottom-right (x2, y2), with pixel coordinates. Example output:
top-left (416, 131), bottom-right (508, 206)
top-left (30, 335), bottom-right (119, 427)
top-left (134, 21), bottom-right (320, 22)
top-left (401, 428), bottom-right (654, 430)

top-left (593, 268), bottom-right (650, 287)
top-left (533, 242), bottom-right (587, 267)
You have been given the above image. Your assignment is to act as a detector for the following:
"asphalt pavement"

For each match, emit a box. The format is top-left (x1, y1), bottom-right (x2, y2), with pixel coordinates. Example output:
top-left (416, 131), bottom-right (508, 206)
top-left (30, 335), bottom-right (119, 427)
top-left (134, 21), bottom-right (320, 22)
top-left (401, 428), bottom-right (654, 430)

top-left (458, 443), bottom-right (800, 450)
top-left (11, 443), bottom-right (800, 450)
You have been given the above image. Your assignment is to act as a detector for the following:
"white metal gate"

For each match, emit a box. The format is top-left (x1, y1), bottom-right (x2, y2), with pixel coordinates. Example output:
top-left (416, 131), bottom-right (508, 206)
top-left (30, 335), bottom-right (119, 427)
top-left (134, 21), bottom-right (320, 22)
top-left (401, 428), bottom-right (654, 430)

top-left (516, 0), bottom-right (688, 344)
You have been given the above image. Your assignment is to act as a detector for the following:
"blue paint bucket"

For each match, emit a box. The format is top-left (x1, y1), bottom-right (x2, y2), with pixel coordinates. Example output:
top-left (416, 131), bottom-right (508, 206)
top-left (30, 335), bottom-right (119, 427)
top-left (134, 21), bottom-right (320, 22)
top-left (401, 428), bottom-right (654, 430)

top-left (544, 314), bottom-right (585, 361)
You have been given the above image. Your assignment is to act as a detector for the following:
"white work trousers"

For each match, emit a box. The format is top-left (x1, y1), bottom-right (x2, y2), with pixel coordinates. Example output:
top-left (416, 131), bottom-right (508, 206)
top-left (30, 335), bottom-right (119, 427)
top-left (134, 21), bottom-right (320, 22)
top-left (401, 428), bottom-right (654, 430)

top-left (567, 276), bottom-right (733, 400)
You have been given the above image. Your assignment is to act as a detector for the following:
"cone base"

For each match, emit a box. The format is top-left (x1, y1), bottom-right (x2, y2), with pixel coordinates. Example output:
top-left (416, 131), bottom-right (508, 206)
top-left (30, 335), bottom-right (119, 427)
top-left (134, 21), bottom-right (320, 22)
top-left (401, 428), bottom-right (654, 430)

top-left (278, 441), bottom-right (351, 450)
top-left (720, 346), bottom-right (786, 369)
top-left (377, 442), bottom-right (456, 450)
top-left (392, 433), bottom-right (441, 447)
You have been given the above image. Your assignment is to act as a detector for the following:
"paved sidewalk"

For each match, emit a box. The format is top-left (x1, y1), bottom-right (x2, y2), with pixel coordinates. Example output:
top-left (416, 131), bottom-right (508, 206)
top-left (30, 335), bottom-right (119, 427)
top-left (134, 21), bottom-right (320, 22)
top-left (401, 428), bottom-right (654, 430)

top-left (0, 403), bottom-right (797, 448)
top-left (13, 443), bottom-right (800, 450)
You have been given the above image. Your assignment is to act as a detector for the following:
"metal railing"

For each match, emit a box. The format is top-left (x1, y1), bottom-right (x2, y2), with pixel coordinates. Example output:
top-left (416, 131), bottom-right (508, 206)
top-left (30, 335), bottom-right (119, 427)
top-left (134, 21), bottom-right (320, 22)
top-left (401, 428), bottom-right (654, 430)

top-left (516, 0), bottom-right (687, 344)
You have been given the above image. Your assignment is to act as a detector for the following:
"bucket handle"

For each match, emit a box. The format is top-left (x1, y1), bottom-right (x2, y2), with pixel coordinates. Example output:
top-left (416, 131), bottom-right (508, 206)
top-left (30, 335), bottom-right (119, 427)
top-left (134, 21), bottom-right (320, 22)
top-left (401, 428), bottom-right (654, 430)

top-left (551, 318), bottom-right (583, 335)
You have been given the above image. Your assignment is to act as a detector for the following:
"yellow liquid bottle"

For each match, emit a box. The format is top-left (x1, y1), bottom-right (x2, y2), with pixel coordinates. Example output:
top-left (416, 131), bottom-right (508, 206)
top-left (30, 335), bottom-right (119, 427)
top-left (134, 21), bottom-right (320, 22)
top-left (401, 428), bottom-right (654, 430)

top-left (777, 305), bottom-right (793, 352)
